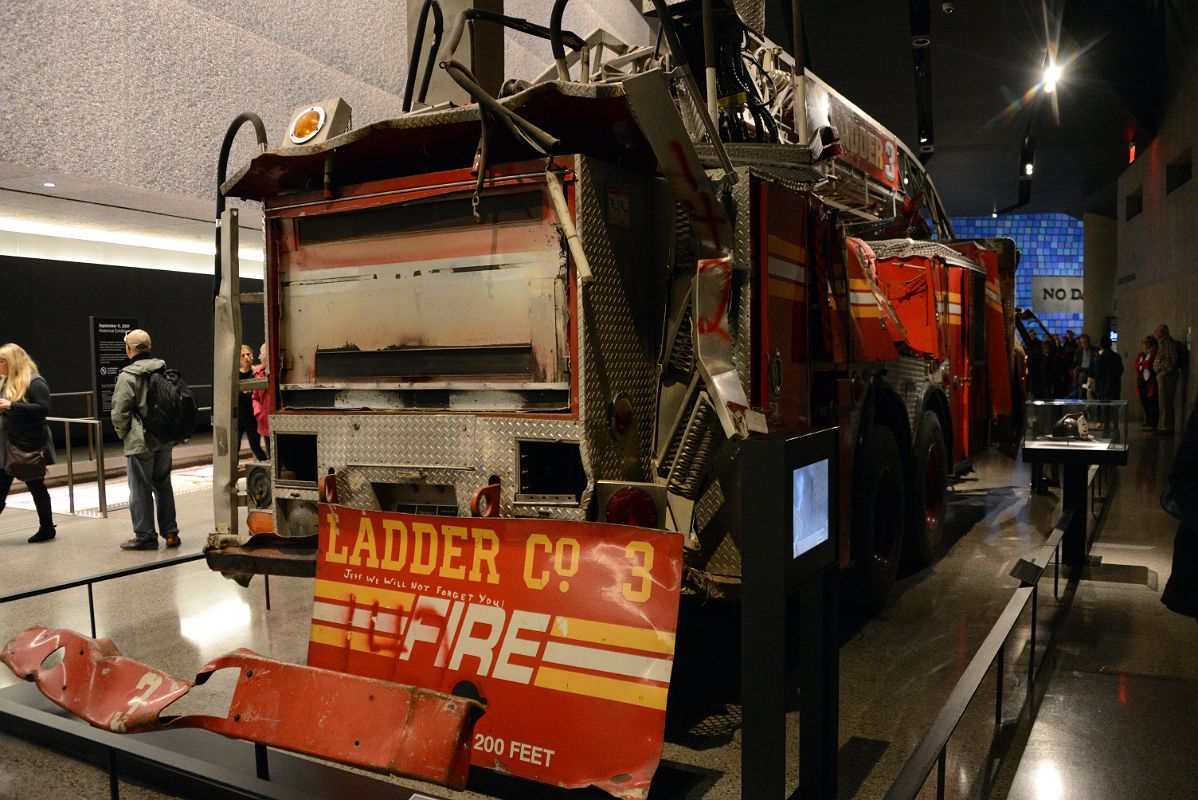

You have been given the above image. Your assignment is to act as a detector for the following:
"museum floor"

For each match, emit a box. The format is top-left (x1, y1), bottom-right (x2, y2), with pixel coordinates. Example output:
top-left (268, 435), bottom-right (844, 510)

top-left (0, 423), bottom-right (1194, 799)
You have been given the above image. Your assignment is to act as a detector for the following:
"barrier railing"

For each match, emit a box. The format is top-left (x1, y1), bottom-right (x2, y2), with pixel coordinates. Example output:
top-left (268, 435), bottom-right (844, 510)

top-left (883, 508), bottom-right (1072, 800)
top-left (45, 415), bottom-right (109, 517)
top-left (42, 385), bottom-right (215, 518)
top-left (0, 553), bottom-right (206, 638)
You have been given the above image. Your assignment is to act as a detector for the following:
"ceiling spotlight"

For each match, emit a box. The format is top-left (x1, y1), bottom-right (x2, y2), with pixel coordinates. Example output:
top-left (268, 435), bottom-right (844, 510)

top-left (1043, 62), bottom-right (1062, 93)
top-left (991, 209), bottom-right (998, 219)
top-left (42, 182), bottom-right (55, 188)
top-left (1020, 124), bottom-right (1036, 181)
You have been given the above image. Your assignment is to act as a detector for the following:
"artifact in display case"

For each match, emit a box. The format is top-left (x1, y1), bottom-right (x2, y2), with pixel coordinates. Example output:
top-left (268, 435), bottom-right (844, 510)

top-left (1023, 400), bottom-right (1129, 452)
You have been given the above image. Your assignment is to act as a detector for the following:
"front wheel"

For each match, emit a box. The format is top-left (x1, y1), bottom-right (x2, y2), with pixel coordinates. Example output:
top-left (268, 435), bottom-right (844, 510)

top-left (909, 411), bottom-right (948, 566)
top-left (851, 425), bottom-right (906, 613)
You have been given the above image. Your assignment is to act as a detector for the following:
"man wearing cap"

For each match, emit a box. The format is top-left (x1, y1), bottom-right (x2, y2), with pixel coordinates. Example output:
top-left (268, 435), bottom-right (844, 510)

top-left (110, 329), bottom-right (181, 551)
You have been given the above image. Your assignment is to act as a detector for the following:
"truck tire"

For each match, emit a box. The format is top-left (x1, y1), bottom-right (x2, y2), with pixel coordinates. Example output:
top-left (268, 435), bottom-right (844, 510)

top-left (909, 411), bottom-right (948, 567)
top-left (852, 425), bottom-right (906, 612)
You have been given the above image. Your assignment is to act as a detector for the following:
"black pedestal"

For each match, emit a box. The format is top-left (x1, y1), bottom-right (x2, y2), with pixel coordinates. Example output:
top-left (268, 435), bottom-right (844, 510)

top-left (1023, 443), bottom-right (1128, 569)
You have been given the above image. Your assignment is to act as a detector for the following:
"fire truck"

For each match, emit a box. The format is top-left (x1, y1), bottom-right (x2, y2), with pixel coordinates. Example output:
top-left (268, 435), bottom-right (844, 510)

top-left (203, 1), bottom-right (1018, 793)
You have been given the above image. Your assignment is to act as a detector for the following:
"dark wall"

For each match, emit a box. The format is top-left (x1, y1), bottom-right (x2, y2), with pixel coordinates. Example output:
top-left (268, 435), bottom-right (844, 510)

top-left (3, 254), bottom-right (263, 438)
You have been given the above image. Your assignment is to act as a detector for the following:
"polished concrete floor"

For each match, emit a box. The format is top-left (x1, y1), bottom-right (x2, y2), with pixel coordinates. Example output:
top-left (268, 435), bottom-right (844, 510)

top-left (0, 424), bottom-right (1194, 799)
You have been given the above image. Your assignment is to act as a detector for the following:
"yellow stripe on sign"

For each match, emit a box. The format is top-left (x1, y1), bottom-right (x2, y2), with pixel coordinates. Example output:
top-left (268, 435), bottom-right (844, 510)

top-left (948, 315), bottom-right (963, 325)
top-left (767, 235), bottom-right (805, 265)
top-left (314, 579), bottom-right (414, 612)
top-left (534, 666), bottom-right (669, 710)
top-left (852, 306), bottom-right (883, 319)
top-left (769, 277), bottom-right (806, 301)
top-left (948, 292), bottom-right (962, 302)
top-left (310, 620), bottom-right (404, 653)
top-left (551, 616), bottom-right (676, 655)
top-left (849, 278), bottom-right (871, 291)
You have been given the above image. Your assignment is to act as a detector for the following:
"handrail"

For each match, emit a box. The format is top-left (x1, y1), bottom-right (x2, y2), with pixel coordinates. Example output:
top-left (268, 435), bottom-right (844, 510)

top-left (0, 552), bottom-right (219, 643)
top-left (44, 415), bottom-right (108, 517)
top-left (39, 384), bottom-right (218, 517)
top-left (884, 503), bottom-right (1079, 800)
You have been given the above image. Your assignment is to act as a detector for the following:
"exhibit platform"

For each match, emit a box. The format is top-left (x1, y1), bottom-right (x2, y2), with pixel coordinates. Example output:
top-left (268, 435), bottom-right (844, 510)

top-left (0, 425), bottom-right (1195, 798)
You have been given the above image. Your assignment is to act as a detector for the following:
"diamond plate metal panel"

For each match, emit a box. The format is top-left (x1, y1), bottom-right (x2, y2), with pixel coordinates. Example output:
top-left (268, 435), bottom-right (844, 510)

top-left (269, 412), bottom-right (588, 519)
top-left (728, 167), bottom-right (755, 391)
top-left (693, 478), bottom-right (725, 534)
top-left (868, 239), bottom-right (984, 273)
top-left (887, 356), bottom-right (938, 430)
top-left (575, 157), bottom-right (666, 485)
top-left (748, 165), bottom-right (825, 194)
top-left (694, 439), bottom-right (743, 577)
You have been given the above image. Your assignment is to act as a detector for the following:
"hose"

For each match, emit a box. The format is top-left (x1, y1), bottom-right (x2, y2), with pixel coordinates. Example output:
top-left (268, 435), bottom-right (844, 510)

top-left (403, 0), bottom-right (444, 112)
top-left (440, 7), bottom-right (584, 67)
top-left (441, 59), bottom-right (559, 155)
top-left (214, 112), bottom-right (267, 300)
top-left (550, 0), bottom-right (572, 81)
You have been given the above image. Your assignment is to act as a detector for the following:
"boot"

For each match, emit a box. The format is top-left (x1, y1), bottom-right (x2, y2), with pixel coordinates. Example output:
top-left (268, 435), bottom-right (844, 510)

top-left (28, 525), bottom-right (56, 543)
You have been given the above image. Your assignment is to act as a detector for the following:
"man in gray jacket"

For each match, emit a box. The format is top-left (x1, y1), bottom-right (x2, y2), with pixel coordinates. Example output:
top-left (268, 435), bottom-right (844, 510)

top-left (111, 329), bottom-right (180, 551)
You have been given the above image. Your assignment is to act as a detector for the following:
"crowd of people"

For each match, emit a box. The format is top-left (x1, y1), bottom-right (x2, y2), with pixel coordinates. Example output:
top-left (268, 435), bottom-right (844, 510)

top-left (1025, 323), bottom-right (1184, 436)
top-left (0, 332), bottom-right (270, 548)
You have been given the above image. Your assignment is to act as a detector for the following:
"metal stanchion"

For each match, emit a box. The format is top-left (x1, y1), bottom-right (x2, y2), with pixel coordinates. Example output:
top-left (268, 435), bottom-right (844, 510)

top-left (87, 583), bottom-right (97, 638)
top-left (1029, 585), bottom-right (1038, 686)
top-left (108, 748), bottom-right (120, 799)
top-left (65, 420), bottom-right (76, 514)
top-left (97, 432), bottom-right (108, 518)
top-left (995, 643), bottom-right (1005, 727)
top-left (86, 394), bottom-right (96, 462)
top-left (255, 743), bottom-right (270, 780)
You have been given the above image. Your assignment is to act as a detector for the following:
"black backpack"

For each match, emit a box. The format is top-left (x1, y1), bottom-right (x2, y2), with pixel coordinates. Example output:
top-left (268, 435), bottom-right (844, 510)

top-left (142, 367), bottom-right (197, 444)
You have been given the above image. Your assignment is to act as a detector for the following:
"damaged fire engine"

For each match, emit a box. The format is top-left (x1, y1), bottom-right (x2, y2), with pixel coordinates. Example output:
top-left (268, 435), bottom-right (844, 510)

top-left (199, 1), bottom-right (1021, 794)
top-left (2, 2), bottom-right (1023, 799)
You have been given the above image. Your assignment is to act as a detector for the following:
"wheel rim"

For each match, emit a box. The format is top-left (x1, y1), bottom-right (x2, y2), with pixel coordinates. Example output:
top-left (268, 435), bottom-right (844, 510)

top-left (924, 441), bottom-right (945, 532)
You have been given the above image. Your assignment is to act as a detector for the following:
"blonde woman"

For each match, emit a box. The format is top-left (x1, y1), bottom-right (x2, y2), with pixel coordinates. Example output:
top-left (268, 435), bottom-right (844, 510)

top-left (0, 343), bottom-right (56, 542)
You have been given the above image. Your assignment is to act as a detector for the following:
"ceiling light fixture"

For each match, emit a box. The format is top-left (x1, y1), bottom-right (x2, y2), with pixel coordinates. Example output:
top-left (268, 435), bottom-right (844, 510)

top-left (42, 182), bottom-right (56, 188)
top-left (0, 216), bottom-right (264, 262)
top-left (1043, 62), bottom-right (1062, 93)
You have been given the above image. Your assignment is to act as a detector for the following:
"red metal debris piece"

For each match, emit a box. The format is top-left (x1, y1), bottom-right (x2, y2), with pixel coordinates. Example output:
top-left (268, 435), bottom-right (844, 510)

top-left (2, 627), bottom-right (484, 789)
top-left (1, 627), bottom-right (189, 733)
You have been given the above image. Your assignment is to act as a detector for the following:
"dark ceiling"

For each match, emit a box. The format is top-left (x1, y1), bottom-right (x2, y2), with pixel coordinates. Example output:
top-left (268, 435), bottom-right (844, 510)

top-left (763, 0), bottom-right (1183, 219)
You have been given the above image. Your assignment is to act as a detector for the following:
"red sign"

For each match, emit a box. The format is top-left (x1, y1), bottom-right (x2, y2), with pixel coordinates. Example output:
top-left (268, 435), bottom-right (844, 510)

top-left (307, 505), bottom-right (684, 799)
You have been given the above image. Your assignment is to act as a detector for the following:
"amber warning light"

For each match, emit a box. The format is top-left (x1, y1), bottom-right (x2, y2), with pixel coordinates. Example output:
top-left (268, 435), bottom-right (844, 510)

top-left (289, 106), bottom-right (326, 144)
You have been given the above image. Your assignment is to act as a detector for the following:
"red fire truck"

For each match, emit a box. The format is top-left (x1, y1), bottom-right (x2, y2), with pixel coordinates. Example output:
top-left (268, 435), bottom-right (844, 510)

top-left (204, 3), bottom-right (1019, 794)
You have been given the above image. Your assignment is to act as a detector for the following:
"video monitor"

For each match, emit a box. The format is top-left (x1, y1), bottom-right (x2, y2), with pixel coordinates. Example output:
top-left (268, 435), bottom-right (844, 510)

top-left (792, 459), bottom-right (830, 559)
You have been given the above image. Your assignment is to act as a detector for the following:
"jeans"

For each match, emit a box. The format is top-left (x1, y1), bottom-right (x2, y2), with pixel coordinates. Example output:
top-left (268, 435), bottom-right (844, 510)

top-left (237, 409), bottom-right (268, 461)
top-left (0, 470), bottom-right (54, 528)
top-left (1161, 370), bottom-right (1179, 432)
top-left (127, 449), bottom-right (178, 542)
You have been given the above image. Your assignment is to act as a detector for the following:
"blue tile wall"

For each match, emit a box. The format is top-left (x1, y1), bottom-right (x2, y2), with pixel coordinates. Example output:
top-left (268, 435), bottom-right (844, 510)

top-left (950, 213), bottom-right (1085, 337)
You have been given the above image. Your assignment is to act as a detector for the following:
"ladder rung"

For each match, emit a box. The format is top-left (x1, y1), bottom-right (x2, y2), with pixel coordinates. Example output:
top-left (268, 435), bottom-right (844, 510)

top-left (239, 378), bottom-right (268, 391)
top-left (239, 292), bottom-right (265, 304)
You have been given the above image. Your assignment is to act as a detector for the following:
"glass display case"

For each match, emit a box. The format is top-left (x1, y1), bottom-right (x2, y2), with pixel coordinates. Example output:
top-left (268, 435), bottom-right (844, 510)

top-left (1023, 399), bottom-right (1129, 453)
